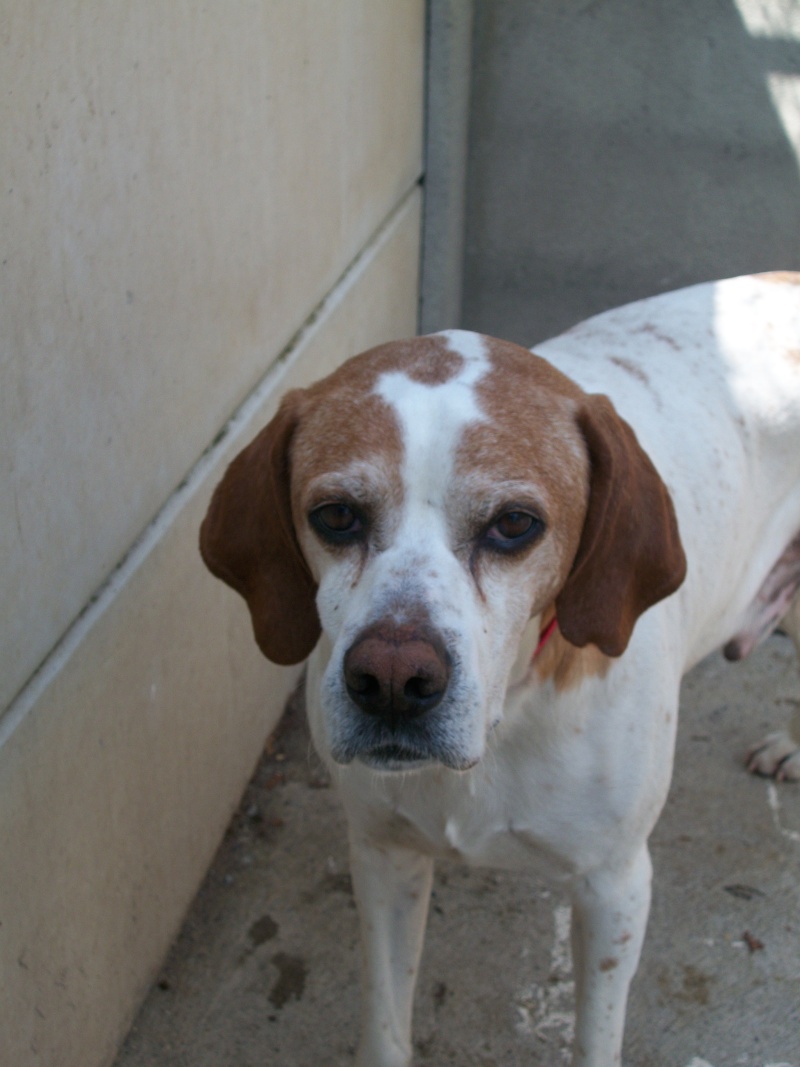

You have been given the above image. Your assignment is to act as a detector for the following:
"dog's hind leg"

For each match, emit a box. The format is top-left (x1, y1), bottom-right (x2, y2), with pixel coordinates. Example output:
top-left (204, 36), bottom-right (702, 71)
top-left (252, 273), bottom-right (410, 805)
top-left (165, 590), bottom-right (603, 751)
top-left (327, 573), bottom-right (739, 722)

top-left (746, 593), bottom-right (800, 781)
top-left (569, 844), bottom-right (652, 1067)
top-left (349, 833), bottom-right (434, 1067)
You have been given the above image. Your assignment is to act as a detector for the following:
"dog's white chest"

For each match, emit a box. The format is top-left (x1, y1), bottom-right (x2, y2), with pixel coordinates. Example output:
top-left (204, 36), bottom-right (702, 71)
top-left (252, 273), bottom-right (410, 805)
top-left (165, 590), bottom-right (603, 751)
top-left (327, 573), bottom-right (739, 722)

top-left (380, 778), bottom-right (570, 877)
top-left (339, 731), bottom-right (611, 881)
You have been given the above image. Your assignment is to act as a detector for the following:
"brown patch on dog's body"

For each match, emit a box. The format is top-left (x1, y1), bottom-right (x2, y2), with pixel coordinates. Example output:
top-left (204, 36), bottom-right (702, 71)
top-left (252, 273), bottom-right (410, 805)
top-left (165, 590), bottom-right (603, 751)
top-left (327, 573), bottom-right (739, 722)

top-left (610, 355), bottom-right (651, 385)
top-left (757, 270), bottom-right (800, 285)
top-left (633, 322), bottom-right (681, 352)
top-left (532, 606), bottom-right (611, 691)
top-left (534, 626), bottom-right (612, 691)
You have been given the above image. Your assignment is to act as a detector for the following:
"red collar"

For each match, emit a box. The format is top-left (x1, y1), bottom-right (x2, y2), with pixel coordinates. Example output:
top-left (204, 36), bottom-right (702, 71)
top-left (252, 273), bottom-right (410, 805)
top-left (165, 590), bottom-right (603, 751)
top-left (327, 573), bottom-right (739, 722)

top-left (533, 616), bottom-right (558, 660)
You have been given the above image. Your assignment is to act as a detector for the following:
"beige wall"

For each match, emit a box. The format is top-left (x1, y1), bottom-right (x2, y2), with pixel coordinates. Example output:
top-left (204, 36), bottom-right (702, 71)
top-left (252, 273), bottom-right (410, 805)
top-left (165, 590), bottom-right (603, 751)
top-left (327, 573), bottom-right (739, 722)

top-left (0, 4), bottom-right (424, 1065)
top-left (1, 0), bottom-right (423, 713)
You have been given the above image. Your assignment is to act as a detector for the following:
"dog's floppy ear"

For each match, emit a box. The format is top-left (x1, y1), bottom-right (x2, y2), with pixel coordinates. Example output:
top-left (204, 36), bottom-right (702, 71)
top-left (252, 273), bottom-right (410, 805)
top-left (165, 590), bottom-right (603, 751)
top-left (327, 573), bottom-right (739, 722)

top-left (556, 393), bottom-right (686, 657)
top-left (199, 391), bottom-right (321, 665)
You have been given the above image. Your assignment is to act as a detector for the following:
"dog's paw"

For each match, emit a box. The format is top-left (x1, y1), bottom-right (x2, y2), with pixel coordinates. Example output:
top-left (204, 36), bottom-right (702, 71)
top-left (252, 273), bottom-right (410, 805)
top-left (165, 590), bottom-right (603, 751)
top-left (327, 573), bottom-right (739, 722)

top-left (746, 730), bottom-right (800, 781)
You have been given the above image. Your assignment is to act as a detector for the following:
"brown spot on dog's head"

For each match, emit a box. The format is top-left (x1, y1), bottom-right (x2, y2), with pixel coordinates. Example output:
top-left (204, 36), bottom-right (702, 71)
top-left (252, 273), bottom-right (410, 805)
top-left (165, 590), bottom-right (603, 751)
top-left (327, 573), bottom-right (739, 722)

top-left (459, 336), bottom-right (686, 657)
top-left (200, 332), bottom-right (686, 665)
top-left (457, 337), bottom-right (591, 600)
top-left (199, 336), bottom-right (475, 665)
top-left (289, 334), bottom-right (469, 494)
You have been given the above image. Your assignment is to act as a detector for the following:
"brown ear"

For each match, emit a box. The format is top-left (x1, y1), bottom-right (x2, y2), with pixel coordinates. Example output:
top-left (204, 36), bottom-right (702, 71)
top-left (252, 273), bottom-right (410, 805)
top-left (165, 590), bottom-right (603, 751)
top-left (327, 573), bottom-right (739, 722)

top-left (556, 393), bottom-right (686, 656)
top-left (199, 392), bottom-right (320, 665)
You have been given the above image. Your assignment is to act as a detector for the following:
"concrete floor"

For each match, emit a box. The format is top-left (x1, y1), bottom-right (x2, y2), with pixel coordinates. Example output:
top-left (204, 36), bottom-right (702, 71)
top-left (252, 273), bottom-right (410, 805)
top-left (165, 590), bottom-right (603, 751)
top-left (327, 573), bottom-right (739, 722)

top-left (115, 636), bottom-right (800, 1067)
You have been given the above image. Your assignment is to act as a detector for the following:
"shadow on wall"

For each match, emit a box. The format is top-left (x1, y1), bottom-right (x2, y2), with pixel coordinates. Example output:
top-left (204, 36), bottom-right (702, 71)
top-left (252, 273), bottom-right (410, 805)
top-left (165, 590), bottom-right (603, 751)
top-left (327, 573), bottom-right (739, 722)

top-left (461, 0), bottom-right (800, 344)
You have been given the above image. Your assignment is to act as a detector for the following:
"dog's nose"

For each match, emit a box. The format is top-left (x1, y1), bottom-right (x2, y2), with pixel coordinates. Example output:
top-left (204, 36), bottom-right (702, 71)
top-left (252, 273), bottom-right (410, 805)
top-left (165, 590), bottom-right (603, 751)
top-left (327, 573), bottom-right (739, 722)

top-left (344, 621), bottom-right (450, 725)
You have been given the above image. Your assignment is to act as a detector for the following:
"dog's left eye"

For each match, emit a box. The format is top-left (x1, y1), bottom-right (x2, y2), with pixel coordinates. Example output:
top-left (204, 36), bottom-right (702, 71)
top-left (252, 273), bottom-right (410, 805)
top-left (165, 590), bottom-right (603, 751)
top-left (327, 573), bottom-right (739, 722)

top-left (310, 503), bottom-right (363, 543)
top-left (484, 510), bottom-right (543, 550)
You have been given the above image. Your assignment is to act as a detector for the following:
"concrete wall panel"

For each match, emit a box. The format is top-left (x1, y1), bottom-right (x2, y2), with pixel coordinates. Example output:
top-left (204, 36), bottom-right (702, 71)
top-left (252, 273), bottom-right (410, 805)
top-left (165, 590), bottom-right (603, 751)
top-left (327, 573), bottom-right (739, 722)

top-left (1, 0), bottom-right (424, 712)
top-left (462, 0), bottom-right (800, 344)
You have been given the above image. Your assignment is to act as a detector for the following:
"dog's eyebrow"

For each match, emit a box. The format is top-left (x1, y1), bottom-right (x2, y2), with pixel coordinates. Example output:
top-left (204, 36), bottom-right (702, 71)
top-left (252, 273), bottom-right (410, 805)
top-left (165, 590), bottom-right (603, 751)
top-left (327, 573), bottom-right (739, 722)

top-left (301, 463), bottom-right (388, 497)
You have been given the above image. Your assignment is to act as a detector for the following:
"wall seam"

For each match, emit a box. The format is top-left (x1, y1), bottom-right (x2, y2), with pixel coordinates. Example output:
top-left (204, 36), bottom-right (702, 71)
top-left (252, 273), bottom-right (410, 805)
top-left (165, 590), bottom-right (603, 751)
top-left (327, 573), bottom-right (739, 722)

top-left (419, 0), bottom-right (474, 333)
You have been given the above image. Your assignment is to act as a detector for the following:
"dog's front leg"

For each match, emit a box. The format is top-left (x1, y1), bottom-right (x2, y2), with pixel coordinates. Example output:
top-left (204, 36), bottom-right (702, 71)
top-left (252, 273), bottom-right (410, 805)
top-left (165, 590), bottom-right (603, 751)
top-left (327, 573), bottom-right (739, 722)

top-left (569, 845), bottom-right (652, 1067)
top-left (348, 831), bottom-right (434, 1067)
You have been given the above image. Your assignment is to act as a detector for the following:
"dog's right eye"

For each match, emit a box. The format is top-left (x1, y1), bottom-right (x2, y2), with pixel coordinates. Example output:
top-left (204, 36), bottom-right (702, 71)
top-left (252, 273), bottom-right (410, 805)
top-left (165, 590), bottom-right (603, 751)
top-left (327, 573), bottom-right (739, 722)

top-left (309, 503), bottom-right (364, 544)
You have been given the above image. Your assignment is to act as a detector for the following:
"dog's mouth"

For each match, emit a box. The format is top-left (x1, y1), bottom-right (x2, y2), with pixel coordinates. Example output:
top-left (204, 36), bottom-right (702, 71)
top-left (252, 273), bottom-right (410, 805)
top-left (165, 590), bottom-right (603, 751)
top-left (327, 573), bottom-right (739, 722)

top-left (357, 743), bottom-right (433, 772)
top-left (326, 646), bottom-right (483, 773)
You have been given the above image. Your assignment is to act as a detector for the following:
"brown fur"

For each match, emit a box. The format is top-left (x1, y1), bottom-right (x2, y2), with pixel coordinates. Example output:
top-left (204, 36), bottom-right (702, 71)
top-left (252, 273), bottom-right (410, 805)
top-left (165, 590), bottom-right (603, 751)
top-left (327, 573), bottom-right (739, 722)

top-left (199, 338), bottom-right (467, 665)
top-left (462, 338), bottom-right (686, 657)
top-left (758, 271), bottom-right (800, 285)
top-left (535, 623), bottom-right (612, 691)
top-left (200, 333), bottom-right (687, 665)
top-left (558, 394), bottom-right (687, 656)
top-left (199, 395), bottom-right (319, 665)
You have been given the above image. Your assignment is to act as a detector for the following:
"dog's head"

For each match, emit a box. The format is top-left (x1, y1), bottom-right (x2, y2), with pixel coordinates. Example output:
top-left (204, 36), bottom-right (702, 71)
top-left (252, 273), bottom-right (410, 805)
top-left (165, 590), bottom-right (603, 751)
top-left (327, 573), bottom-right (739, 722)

top-left (200, 331), bottom-right (685, 771)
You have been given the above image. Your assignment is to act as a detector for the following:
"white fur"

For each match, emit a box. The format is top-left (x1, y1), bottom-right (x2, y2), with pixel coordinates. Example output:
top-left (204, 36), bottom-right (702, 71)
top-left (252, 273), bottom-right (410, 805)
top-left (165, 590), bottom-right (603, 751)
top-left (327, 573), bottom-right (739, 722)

top-left (299, 275), bottom-right (800, 1066)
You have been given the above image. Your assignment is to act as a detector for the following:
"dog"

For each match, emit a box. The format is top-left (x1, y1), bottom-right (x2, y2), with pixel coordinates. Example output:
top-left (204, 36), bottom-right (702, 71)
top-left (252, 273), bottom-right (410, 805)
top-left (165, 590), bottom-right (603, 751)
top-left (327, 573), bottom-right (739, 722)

top-left (200, 273), bottom-right (800, 1066)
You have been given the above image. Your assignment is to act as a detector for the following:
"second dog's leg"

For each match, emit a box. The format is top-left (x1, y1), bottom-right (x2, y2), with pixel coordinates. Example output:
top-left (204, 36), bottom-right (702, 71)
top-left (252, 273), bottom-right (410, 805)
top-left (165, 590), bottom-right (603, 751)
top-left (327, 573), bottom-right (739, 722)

top-left (570, 845), bottom-right (652, 1067)
top-left (748, 594), bottom-right (800, 780)
top-left (349, 832), bottom-right (434, 1067)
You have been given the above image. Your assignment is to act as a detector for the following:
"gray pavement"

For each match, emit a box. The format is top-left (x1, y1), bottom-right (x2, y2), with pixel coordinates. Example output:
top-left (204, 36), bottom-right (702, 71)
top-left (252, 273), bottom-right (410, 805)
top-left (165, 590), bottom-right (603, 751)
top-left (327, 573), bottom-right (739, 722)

top-left (115, 635), bottom-right (800, 1067)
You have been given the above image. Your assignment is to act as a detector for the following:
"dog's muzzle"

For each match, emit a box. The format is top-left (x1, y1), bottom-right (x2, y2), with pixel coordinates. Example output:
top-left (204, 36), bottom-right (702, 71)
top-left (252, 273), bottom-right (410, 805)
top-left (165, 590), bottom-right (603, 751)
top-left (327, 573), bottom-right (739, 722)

top-left (342, 619), bottom-right (452, 769)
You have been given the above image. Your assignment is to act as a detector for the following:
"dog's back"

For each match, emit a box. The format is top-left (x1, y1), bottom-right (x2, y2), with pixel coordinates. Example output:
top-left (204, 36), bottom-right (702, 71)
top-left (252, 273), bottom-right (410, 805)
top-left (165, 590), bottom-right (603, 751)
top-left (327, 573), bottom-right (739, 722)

top-left (538, 273), bottom-right (800, 669)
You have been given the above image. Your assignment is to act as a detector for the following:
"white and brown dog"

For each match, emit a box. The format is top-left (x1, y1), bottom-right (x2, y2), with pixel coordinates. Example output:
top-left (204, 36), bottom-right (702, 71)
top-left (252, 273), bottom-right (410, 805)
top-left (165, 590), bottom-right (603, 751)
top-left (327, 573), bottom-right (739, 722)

top-left (200, 273), bottom-right (800, 1066)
